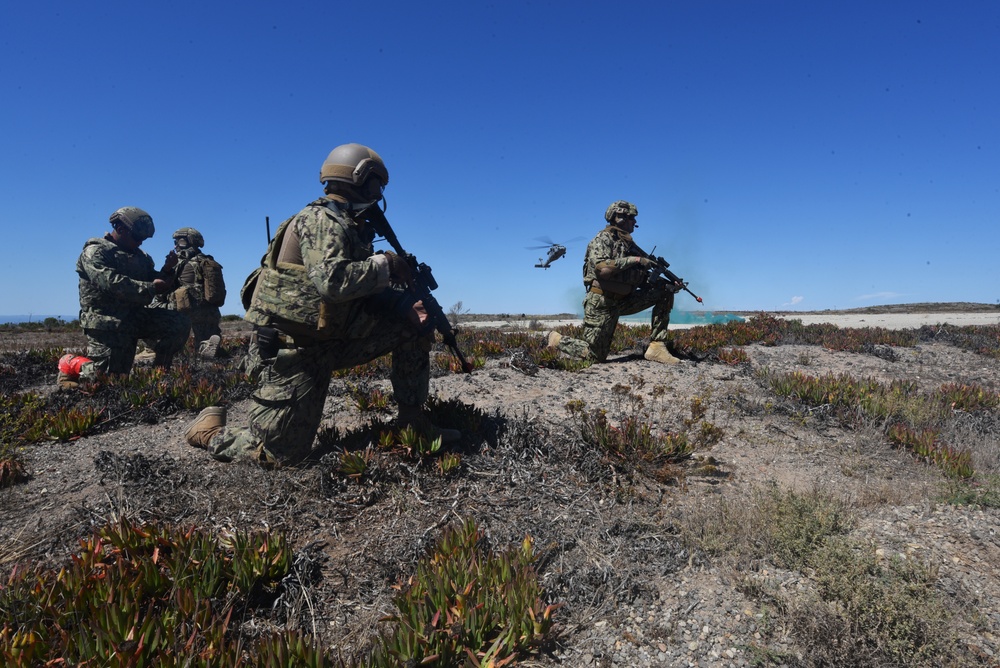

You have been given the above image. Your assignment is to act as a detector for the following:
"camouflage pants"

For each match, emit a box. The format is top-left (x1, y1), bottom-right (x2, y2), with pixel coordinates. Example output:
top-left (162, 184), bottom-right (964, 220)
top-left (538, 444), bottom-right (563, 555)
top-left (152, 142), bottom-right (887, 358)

top-left (82, 308), bottom-right (191, 379)
top-left (557, 285), bottom-right (675, 362)
top-left (208, 318), bottom-right (430, 465)
top-left (188, 306), bottom-right (222, 353)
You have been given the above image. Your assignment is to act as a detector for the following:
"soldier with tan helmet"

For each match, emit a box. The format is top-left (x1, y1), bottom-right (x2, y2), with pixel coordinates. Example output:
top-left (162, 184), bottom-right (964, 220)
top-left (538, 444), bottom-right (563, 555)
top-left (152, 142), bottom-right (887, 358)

top-left (57, 207), bottom-right (191, 388)
top-left (184, 143), bottom-right (459, 467)
top-left (165, 227), bottom-right (227, 358)
top-left (547, 200), bottom-right (682, 364)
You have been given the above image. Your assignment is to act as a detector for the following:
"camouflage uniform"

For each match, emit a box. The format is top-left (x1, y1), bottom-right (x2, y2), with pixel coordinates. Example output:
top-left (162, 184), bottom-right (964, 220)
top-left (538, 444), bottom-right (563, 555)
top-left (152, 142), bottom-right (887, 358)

top-left (169, 247), bottom-right (223, 355)
top-left (75, 234), bottom-right (190, 378)
top-left (557, 225), bottom-right (675, 361)
top-left (206, 197), bottom-right (429, 464)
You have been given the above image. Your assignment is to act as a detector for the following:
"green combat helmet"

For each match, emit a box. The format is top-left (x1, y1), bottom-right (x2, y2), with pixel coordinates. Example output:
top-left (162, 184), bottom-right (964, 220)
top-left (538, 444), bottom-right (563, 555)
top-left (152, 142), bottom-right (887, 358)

top-left (605, 200), bottom-right (638, 223)
top-left (173, 227), bottom-right (205, 248)
top-left (110, 206), bottom-right (155, 241)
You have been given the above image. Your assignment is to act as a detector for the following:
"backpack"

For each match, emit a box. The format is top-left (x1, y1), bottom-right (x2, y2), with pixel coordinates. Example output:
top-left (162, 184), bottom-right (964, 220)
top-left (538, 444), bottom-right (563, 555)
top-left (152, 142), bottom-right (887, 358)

top-left (200, 255), bottom-right (227, 307)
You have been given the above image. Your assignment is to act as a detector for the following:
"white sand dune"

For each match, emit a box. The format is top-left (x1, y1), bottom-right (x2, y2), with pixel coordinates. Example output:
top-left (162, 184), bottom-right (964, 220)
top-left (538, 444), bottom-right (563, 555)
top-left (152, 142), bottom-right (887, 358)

top-left (462, 310), bottom-right (1000, 332)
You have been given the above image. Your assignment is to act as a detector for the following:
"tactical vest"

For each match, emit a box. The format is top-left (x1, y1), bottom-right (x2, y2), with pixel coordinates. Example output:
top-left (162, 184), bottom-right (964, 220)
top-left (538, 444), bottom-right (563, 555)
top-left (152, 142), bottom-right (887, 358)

top-left (583, 226), bottom-right (647, 295)
top-left (243, 202), bottom-right (379, 341)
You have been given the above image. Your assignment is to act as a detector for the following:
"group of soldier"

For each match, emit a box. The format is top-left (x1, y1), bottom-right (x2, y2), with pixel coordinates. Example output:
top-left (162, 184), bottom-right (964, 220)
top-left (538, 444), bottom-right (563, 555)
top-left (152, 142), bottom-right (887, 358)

top-left (58, 143), bottom-right (684, 469)
top-left (58, 214), bottom-right (225, 389)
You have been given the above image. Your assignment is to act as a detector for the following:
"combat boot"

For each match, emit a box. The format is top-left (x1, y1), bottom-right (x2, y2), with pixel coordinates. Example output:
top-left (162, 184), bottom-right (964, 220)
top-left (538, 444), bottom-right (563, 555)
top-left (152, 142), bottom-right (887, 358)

top-left (185, 406), bottom-right (226, 449)
top-left (644, 341), bottom-right (680, 365)
top-left (546, 331), bottom-right (562, 349)
top-left (199, 335), bottom-right (221, 359)
top-left (57, 354), bottom-right (91, 389)
top-left (397, 404), bottom-right (460, 444)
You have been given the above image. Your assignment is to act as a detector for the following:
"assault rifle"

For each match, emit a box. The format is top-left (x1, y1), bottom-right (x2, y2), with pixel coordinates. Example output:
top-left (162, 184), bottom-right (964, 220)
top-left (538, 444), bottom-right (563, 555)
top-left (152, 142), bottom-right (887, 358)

top-left (642, 247), bottom-right (703, 304)
top-left (364, 205), bottom-right (474, 373)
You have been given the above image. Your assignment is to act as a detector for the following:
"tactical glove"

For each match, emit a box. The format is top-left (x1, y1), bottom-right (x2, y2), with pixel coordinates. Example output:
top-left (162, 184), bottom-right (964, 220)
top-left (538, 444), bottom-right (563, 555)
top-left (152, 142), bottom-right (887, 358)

top-left (162, 250), bottom-right (179, 272)
top-left (383, 251), bottom-right (413, 286)
top-left (255, 326), bottom-right (280, 360)
top-left (634, 256), bottom-right (655, 268)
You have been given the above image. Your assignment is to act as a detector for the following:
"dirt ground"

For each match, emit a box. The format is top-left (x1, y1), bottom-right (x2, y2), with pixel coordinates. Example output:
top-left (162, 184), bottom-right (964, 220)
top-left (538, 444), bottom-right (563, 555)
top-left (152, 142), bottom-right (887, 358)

top-left (1, 308), bottom-right (999, 666)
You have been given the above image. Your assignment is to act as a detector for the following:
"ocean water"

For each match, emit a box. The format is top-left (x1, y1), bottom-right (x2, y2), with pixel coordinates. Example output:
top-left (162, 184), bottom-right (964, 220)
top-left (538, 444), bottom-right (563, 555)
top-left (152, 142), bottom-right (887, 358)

top-left (619, 310), bottom-right (745, 325)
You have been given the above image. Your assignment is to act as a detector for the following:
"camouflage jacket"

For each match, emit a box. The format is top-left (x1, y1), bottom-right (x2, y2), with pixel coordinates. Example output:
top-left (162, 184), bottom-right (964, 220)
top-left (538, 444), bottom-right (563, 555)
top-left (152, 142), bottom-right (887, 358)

top-left (582, 225), bottom-right (649, 288)
top-left (245, 197), bottom-right (391, 339)
top-left (76, 234), bottom-right (166, 329)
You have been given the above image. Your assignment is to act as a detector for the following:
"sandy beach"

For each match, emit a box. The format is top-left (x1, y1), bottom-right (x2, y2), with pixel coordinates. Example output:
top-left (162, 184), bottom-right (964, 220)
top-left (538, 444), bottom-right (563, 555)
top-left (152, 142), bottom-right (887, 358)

top-left (773, 310), bottom-right (1000, 330)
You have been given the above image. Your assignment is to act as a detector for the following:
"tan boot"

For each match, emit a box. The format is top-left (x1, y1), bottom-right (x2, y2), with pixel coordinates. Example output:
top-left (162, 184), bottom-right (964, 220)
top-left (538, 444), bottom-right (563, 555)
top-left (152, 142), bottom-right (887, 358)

top-left (644, 341), bottom-right (680, 365)
top-left (185, 406), bottom-right (227, 449)
top-left (397, 405), bottom-right (461, 444)
top-left (199, 335), bottom-right (221, 359)
top-left (546, 331), bottom-right (562, 349)
top-left (56, 372), bottom-right (79, 390)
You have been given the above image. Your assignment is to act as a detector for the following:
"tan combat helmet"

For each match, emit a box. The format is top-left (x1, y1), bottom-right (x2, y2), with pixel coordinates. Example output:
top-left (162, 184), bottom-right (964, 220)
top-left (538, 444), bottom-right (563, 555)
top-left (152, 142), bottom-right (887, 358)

top-left (319, 143), bottom-right (389, 205)
top-left (172, 227), bottom-right (205, 248)
top-left (110, 206), bottom-right (155, 241)
top-left (604, 200), bottom-right (638, 223)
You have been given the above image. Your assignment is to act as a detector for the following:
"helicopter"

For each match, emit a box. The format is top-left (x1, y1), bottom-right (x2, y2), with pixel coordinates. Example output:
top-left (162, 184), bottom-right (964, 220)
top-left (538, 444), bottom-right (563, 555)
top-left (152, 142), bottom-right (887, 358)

top-left (527, 236), bottom-right (583, 269)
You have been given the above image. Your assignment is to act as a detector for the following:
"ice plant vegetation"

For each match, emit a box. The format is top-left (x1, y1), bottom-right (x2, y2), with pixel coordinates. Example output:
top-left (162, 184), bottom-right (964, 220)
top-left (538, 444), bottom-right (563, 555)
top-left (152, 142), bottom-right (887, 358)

top-left (347, 381), bottom-right (392, 412)
top-left (0, 517), bottom-right (298, 665)
top-left (0, 517), bottom-right (556, 667)
top-left (762, 370), bottom-right (984, 479)
top-left (365, 518), bottom-right (558, 667)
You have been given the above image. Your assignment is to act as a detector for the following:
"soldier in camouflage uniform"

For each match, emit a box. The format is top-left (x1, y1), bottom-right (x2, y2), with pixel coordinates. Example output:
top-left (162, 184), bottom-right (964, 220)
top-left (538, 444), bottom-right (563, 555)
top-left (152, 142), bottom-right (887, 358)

top-left (57, 207), bottom-right (191, 388)
top-left (549, 200), bottom-right (682, 364)
top-left (184, 143), bottom-right (459, 467)
top-left (166, 227), bottom-right (225, 358)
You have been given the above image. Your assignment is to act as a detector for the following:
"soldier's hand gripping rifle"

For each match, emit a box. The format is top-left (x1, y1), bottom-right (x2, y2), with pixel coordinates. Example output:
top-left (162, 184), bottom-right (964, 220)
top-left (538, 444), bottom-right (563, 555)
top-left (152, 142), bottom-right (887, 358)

top-left (642, 247), bottom-right (703, 304)
top-left (364, 205), bottom-right (474, 373)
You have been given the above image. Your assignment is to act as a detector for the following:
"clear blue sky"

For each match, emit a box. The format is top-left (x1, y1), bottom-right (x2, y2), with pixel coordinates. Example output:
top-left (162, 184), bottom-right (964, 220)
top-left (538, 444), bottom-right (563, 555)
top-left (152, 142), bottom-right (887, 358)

top-left (2, 1), bottom-right (998, 318)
